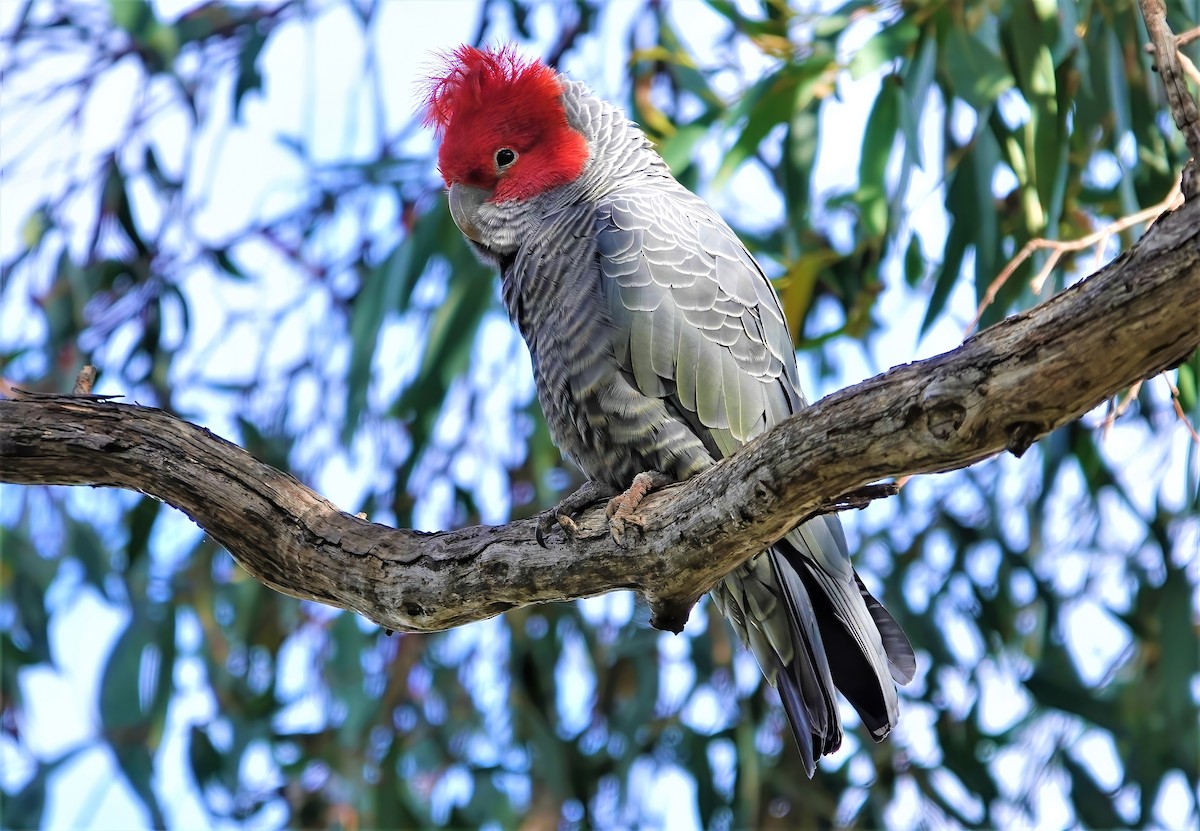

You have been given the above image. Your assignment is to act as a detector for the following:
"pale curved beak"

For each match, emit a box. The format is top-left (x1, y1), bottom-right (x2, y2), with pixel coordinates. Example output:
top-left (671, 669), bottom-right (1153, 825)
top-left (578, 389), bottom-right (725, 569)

top-left (448, 183), bottom-right (489, 243)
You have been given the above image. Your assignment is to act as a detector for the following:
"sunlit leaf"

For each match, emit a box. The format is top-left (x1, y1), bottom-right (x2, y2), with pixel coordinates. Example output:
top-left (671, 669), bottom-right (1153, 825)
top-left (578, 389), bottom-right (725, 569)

top-left (109, 0), bottom-right (154, 36)
top-left (857, 74), bottom-right (901, 238)
top-left (944, 29), bottom-right (1013, 111)
top-left (657, 122), bottom-right (710, 176)
top-left (714, 58), bottom-right (830, 189)
top-left (849, 18), bottom-right (919, 80)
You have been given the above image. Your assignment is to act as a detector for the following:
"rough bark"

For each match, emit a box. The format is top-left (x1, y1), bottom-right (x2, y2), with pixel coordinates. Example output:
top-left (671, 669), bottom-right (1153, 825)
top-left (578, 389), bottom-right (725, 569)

top-left (2, 199), bottom-right (1198, 634)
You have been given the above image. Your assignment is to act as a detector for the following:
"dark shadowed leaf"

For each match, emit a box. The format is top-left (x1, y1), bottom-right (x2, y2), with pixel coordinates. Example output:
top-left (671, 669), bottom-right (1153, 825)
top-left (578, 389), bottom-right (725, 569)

top-left (233, 30), bottom-right (267, 119)
top-left (3, 763), bottom-right (47, 829)
top-left (1024, 642), bottom-right (1122, 733)
top-left (1062, 751), bottom-right (1123, 829)
top-left (111, 743), bottom-right (167, 828)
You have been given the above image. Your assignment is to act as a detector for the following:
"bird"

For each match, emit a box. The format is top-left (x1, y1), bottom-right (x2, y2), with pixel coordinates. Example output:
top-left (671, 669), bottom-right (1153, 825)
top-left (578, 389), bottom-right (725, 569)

top-left (423, 44), bottom-right (915, 775)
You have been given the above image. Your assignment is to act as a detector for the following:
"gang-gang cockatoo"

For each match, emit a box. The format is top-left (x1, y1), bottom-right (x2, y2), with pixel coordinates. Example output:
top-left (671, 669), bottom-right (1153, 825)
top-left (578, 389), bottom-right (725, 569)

top-left (423, 45), bottom-right (915, 775)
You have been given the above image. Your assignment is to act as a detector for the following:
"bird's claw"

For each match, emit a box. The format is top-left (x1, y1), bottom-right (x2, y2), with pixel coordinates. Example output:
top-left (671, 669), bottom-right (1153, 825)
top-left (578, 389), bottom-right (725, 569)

top-left (533, 474), bottom-right (669, 547)
top-left (606, 508), bottom-right (646, 546)
top-left (536, 508), bottom-right (580, 547)
top-left (534, 479), bottom-right (619, 547)
top-left (605, 470), bottom-right (670, 546)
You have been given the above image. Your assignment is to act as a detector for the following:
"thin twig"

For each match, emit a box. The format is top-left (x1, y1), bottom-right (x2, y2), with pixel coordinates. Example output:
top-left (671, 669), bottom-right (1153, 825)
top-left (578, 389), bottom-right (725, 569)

top-left (1101, 379), bottom-right (1143, 439)
top-left (1145, 41), bottom-right (1200, 97)
top-left (73, 365), bottom-right (97, 395)
top-left (1179, 51), bottom-right (1200, 89)
top-left (1140, 0), bottom-right (1200, 197)
top-left (1163, 373), bottom-right (1200, 443)
top-left (966, 182), bottom-right (1183, 335)
top-left (1104, 372), bottom-right (1200, 443)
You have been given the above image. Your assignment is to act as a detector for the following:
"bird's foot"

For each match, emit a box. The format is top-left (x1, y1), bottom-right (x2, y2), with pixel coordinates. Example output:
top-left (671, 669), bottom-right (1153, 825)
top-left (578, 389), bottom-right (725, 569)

top-left (606, 470), bottom-right (673, 545)
top-left (535, 480), bottom-right (620, 547)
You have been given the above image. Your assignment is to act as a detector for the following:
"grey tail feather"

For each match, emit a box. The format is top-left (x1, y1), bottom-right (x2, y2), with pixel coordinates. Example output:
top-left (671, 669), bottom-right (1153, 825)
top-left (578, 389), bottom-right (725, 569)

top-left (776, 665), bottom-right (818, 778)
top-left (771, 548), bottom-right (842, 775)
top-left (777, 538), bottom-right (895, 741)
top-left (855, 573), bottom-right (916, 684)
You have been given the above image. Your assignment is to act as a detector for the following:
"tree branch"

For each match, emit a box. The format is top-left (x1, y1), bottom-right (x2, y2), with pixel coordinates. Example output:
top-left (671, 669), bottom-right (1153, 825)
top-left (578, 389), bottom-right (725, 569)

top-left (2, 200), bottom-right (1198, 634)
top-left (1140, 0), bottom-right (1200, 197)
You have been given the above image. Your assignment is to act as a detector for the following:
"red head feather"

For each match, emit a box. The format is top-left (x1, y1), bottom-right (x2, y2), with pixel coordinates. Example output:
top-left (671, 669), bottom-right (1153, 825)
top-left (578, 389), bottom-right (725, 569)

top-left (424, 45), bottom-right (589, 201)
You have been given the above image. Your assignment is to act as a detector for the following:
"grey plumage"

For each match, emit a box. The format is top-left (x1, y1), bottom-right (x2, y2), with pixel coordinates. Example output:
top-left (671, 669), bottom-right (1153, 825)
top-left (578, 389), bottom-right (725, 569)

top-left (444, 73), bottom-right (914, 776)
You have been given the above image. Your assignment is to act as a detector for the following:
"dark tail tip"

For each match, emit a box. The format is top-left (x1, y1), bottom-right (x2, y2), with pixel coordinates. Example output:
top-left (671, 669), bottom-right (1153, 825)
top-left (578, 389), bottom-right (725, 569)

top-left (776, 667), bottom-right (818, 778)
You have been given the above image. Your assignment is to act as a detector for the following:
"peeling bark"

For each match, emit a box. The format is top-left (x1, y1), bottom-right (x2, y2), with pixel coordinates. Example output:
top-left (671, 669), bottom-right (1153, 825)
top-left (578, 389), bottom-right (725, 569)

top-left (1, 200), bottom-right (1198, 634)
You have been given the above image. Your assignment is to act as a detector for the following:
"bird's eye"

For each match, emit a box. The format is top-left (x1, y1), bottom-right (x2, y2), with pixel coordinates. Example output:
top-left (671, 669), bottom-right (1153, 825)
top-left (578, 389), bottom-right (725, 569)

top-left (494, 147), bottom-right (517, 169)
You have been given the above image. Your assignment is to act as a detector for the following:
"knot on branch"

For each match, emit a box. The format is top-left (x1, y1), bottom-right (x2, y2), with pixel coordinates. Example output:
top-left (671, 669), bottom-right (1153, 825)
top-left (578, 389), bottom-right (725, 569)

top-left (1005, 422), bottom-right (1042, 458)
top-left (648, 594), bottom-right (700, 634)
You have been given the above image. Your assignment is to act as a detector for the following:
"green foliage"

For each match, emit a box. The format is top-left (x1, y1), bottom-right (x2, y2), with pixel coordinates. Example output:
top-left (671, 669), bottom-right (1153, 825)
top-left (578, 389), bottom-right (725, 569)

top-left (1, 0), bottom-right (1197, 828)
